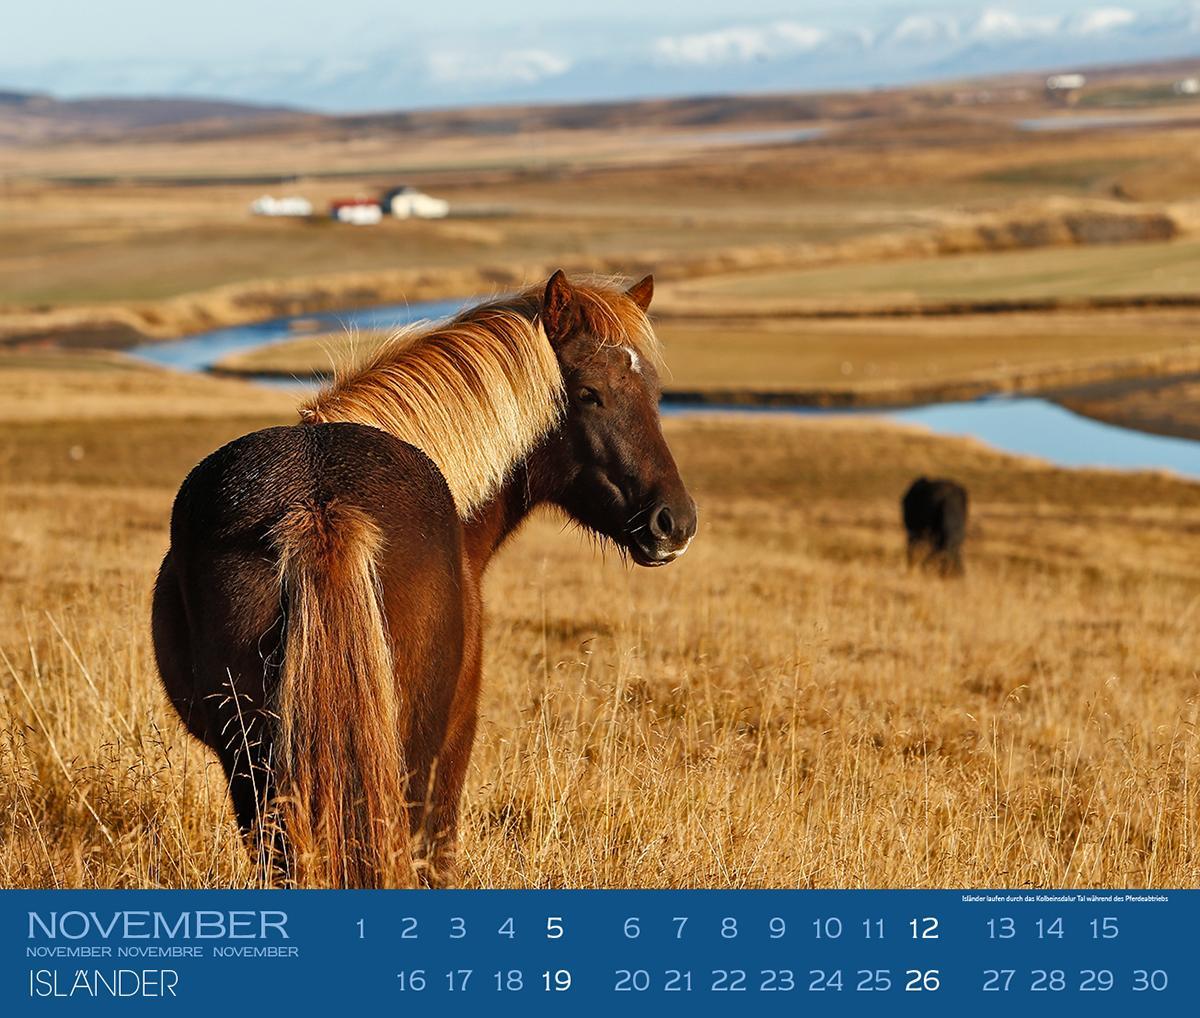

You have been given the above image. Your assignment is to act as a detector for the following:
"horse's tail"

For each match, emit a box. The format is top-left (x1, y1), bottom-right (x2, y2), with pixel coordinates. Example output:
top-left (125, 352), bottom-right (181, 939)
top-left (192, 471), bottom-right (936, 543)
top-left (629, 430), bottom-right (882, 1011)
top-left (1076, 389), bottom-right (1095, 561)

top-left (271, 500), bottom-right (411, 887)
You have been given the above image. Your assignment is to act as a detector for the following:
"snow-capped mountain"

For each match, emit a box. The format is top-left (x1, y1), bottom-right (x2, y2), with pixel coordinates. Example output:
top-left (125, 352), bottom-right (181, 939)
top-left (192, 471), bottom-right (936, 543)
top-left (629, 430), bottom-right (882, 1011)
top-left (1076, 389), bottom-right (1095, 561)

top-left (4, 4), bottom-right (1200, 112)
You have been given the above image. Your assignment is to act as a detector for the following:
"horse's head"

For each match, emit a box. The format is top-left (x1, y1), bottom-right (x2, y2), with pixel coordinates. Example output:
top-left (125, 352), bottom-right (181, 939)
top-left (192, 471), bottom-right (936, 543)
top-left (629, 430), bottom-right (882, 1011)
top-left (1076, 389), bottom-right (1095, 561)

top-left (539, 270), bottom-right (697, 567)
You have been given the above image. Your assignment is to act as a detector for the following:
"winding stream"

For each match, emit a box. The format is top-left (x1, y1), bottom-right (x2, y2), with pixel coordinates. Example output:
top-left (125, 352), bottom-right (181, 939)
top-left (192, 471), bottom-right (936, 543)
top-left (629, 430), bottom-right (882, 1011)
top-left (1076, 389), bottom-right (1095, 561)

top-left (129, 298), bottom-right (1200, 481)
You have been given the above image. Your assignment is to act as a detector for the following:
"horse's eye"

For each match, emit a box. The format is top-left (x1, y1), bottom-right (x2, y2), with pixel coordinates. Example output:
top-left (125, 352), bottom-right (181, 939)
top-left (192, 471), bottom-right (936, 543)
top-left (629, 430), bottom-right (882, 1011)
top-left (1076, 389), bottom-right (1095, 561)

top-left (576, 387), bottom-right (602, 407)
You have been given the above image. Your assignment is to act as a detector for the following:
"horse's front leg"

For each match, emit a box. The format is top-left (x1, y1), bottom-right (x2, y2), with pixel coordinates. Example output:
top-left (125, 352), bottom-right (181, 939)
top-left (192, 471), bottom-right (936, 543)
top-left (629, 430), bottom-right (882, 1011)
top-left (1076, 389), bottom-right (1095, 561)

top-left (409, 646), bottom-right (482, 887)
top-left (425, 707), bottom-right (480, 886)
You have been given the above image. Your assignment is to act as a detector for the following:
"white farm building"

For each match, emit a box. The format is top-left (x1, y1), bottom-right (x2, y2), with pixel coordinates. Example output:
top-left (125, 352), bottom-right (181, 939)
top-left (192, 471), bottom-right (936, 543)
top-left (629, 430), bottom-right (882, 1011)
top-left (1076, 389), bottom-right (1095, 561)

top-left (381, 186), bottom-right (450, 219)
top-left (331, 200), bottom-right (383, 226)
top-left (250, 195), bottom-right (313, 217)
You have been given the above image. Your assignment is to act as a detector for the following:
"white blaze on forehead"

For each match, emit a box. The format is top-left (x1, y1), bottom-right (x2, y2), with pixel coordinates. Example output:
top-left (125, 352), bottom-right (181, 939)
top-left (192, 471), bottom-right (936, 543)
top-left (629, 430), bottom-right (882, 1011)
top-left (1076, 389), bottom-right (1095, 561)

top-left (623, 346), bottom-right (641, 373)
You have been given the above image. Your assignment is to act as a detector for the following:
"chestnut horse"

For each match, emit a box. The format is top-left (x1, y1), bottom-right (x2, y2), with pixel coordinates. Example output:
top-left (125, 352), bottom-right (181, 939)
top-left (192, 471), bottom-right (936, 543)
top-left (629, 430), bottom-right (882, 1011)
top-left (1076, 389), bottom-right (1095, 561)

top-left (151, 272), bottom-right (696, 887)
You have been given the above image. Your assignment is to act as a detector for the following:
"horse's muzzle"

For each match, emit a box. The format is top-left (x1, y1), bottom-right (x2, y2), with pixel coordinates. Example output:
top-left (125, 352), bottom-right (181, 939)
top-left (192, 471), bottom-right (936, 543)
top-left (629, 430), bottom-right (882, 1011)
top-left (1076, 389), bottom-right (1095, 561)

top-left (630, 496), bottom-right (697, 566)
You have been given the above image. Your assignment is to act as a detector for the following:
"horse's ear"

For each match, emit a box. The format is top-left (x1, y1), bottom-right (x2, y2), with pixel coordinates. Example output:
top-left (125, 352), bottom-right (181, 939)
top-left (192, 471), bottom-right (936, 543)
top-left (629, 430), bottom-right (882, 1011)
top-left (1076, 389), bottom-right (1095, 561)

top-left (626, 274), bottom-right (654, 312)
top-left (541, 269), bottom-right (579, 346)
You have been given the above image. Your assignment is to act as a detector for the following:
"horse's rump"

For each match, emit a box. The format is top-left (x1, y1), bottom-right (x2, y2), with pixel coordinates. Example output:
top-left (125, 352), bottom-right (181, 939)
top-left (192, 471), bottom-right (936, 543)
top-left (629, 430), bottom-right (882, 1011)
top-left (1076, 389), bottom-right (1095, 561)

top-left (156, 422), bottom-right (464, 886)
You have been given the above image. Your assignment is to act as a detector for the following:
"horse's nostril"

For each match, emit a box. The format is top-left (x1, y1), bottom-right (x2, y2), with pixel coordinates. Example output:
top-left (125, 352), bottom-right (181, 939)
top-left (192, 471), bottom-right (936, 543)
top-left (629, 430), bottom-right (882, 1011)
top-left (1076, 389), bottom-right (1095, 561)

top-left (649, 505), bottom-right (673, 541)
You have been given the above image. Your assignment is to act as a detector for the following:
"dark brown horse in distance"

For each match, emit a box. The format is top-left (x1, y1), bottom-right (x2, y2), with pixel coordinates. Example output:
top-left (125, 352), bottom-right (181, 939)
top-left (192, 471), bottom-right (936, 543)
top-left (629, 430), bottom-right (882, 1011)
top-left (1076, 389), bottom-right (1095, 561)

top-left (152, 272), bottom-right (696, 887)
top-left (902, 476), bottom-right (968, 576)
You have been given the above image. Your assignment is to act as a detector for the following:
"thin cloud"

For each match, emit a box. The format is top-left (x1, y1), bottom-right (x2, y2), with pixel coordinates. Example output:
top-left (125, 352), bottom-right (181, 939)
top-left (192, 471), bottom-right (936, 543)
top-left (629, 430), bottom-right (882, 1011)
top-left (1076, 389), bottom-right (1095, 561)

top-left (427, 48), bottom-right (571, 88)
top-left (1073, 7), bottom-right (1138, 33)
top-left (653, 22), bottom-right (828, 67)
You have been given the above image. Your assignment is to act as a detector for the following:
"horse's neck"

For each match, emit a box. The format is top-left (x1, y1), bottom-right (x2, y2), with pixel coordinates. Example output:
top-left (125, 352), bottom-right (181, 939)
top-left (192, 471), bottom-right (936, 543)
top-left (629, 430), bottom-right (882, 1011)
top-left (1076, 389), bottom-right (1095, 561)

top-left (462, 443), bottom-right (558, 578)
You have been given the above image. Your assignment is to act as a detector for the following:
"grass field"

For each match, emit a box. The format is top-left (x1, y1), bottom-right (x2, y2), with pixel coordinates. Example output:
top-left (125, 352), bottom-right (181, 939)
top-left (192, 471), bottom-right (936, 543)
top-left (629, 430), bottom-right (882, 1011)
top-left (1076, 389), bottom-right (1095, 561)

top-left (4, 98), bottom-right (1199, 316)
top-left (3, 360), bottom-right (1199, 888)
top-left (1057, 373), bottom-right (1200, 442)
top-left (664, 236), bottom-right (1200, 309)
top-left (6, 72), bottom-right (1200, 889)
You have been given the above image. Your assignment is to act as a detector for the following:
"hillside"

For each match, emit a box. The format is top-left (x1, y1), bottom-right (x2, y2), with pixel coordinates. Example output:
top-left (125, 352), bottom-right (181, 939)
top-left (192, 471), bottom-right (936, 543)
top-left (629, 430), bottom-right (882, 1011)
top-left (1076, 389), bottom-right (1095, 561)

top-left (4, 53), bottom-right (1199, 148)
top-left (0, 90), bottom-right (306, 144)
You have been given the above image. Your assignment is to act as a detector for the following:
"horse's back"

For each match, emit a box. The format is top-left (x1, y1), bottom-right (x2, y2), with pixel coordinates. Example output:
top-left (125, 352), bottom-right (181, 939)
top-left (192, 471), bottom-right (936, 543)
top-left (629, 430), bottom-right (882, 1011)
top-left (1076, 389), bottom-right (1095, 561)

top-left (171, 421), bottom-right (454, 542)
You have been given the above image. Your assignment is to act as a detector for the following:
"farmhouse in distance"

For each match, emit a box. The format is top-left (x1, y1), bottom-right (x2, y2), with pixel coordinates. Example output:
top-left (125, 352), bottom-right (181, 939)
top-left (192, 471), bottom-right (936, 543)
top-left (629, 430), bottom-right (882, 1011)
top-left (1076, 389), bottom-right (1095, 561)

top-left (250, 184), bottom-right (450, 224)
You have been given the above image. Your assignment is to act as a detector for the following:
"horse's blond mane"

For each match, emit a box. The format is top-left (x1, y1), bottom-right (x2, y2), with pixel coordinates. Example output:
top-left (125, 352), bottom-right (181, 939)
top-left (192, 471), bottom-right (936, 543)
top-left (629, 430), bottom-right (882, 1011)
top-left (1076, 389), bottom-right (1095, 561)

top-left (301, 279), bottom-right (660, 518)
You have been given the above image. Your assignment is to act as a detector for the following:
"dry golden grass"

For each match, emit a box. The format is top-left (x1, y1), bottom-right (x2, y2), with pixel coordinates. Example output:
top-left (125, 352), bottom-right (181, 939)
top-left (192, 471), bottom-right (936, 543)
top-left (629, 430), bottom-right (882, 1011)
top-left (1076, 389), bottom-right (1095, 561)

top-left (654, 309), bottom-right (1200, 395)
top-left (4, 99), bottom-right (1199, 332)
top-left (7, 79), bottom-right (1200, 888)
top-left (0, 351), bottom-right (296, 423)
top-left (215, 329), bottom-right (392, 379)
top-left (3, 362), bottom-right (1199, 888)
top-left (663, 234), bottom-right (1200, 310)
top-left (1059, 374), bottom-right (1200, 443)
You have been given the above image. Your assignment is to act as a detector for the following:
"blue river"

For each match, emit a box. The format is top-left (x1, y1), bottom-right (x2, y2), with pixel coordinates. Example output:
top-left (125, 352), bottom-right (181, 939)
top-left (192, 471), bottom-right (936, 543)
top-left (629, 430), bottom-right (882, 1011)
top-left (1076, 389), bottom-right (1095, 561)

top-left (129, 298), bottom-right (1200, 482)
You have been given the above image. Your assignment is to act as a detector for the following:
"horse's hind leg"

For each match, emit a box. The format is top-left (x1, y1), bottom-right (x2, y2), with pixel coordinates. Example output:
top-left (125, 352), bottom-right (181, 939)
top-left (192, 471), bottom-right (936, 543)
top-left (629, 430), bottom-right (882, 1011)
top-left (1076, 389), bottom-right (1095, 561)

top-left (907, 536), bottom-right (933, 571)
top-left (152, 555), bottom-right (209, 742)
top-left (155, 552), bottom-right (287, 879)
top-left (209, 689), bottom-right (288, 881)
top-left (178, 542), bottom-right (295, 879)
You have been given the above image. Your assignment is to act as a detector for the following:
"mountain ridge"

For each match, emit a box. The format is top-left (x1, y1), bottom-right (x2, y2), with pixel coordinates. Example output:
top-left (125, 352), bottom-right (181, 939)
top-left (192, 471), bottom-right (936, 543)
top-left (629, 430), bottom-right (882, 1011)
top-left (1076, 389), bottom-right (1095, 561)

top-left (3, 54), bottom-right (1199, 148)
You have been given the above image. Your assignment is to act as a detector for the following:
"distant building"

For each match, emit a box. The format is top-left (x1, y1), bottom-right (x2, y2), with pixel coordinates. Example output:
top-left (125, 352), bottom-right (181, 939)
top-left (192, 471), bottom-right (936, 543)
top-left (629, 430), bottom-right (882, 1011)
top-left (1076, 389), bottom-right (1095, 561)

top-left (1175, 78), bottom-right (1200, 96)
top-left (1045, 73), bottom-right (1086, 106)
top-left (381, 185), bottom-right (450, 219)
top-left (330, 199), bottom-right (383, 225)
top-left (1046, 73), bottom-right (1086, 91)
top-left (250, 195), bottom-right (312, 217)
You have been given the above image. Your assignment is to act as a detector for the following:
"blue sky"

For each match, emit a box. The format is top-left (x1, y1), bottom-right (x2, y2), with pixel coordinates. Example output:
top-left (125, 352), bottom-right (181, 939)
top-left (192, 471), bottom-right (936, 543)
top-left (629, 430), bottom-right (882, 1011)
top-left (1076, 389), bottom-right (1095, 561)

top-left (1, 2), bottom-right (1178, 62)
top-left (4, 2), bottom-right (1198, 110)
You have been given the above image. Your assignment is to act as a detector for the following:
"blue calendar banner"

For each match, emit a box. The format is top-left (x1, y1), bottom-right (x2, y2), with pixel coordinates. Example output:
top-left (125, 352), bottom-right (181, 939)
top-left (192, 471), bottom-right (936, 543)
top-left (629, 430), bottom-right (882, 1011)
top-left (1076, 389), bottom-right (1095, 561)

top-left (3, 889), bottom-right (1191, 1015)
